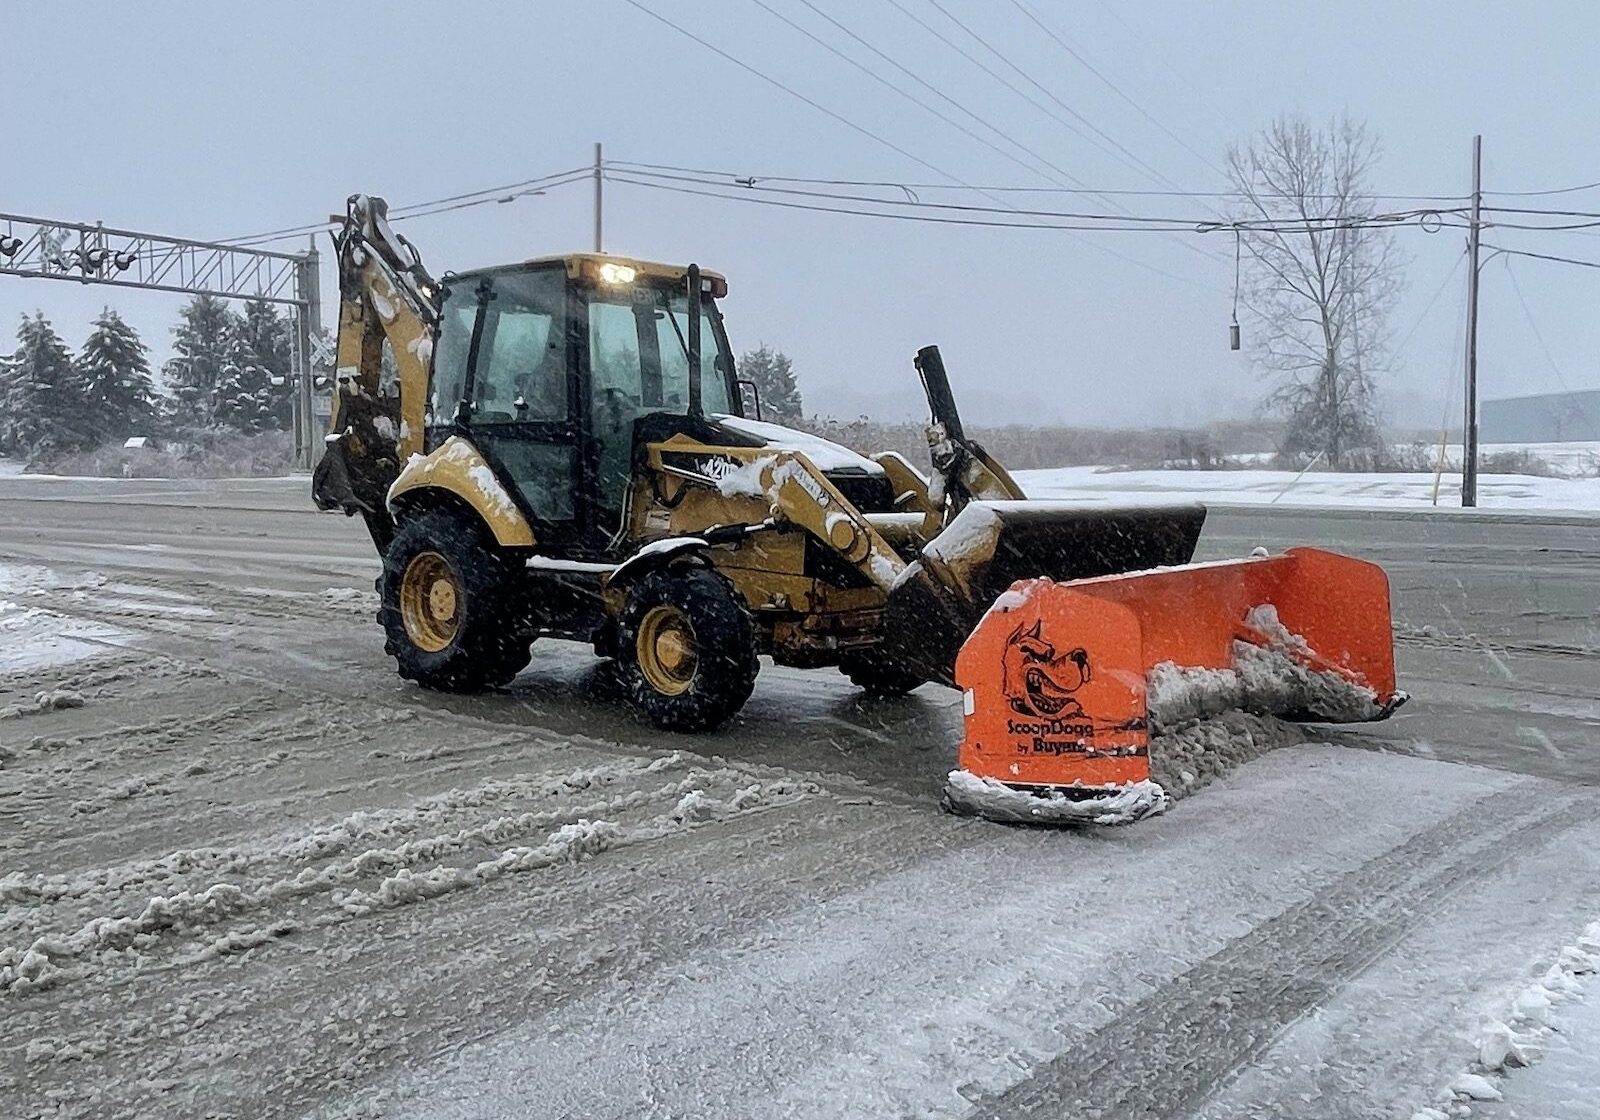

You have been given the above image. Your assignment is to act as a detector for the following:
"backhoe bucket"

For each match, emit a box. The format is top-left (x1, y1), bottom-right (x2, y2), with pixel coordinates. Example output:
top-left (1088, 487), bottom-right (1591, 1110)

top-left (880, 500), bottom-right (1207, 686)
top-left (944, 547), bottom-right (1406, 826)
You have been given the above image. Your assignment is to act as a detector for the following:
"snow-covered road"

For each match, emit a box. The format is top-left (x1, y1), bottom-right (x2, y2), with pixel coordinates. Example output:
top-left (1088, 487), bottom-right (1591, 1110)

top-left (3, 477), bottom-right (1599, 1118)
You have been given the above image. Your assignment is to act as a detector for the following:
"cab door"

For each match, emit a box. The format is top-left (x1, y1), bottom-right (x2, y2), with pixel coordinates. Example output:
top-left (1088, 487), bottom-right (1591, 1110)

top-left (456, 266), bottom-right (586, 548)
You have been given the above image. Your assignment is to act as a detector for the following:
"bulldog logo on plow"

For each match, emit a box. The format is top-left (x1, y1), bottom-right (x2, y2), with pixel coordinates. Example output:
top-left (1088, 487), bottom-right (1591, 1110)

top-left (1003, 619), bottom-right (1092, 718)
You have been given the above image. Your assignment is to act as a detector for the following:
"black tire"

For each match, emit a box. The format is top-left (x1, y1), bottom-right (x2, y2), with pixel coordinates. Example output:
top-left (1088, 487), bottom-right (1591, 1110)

top-left (617, 566), bottom-right (759, 732)
top-left (380, 508), bottom-right (531, 692)
top-left (839, 651), bottom-right (925, 697)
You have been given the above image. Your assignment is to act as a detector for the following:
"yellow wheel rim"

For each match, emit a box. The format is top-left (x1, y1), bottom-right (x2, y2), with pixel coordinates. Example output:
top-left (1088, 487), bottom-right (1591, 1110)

top-left (399, 551), bottom-right (460, 653)
top-left (636, 604), bottom-right (698, 696)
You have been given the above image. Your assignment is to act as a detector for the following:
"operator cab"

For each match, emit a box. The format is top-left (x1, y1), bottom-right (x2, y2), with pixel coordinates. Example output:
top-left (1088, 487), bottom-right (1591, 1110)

top-left (425, 254), bottom-right (744, 553)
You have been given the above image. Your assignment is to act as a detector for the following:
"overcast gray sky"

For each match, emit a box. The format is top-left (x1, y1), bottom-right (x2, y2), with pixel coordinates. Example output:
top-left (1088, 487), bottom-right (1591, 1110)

top-left (3, 1), bottom-right (1598, 429)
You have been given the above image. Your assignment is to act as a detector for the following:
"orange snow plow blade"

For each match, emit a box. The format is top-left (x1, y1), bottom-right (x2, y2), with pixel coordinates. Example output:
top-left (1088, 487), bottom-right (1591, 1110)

top-left (945, 547), bottom-right (1407, 825)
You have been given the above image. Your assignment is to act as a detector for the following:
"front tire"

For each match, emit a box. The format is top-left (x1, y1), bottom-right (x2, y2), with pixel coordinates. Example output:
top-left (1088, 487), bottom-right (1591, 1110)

top-left (618, 566), bottom-right (759, 732)
top-left (380, 508), bottom-right (530, 691)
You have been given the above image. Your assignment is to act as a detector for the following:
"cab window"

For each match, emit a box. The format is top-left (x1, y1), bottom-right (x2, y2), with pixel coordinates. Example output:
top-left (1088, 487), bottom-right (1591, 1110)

top-left (471, 268), bottom-right (568, 422)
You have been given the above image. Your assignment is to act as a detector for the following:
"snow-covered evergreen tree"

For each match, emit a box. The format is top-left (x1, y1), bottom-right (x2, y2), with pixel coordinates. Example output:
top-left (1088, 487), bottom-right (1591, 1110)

top-left (77, 308), bottom-right (159, 442)
top-left (238, 299), bottom-right (294, 430)
top-left (0, 349), bottom-right (17, 458)
top-left (212, 324), bottom-right (277, 434)
top-left (1, 313), bottom-right (89, 458)
top-left (166, 294), bottom-right (237, 427)
top-left (736, 344), bottom-right (803, 425)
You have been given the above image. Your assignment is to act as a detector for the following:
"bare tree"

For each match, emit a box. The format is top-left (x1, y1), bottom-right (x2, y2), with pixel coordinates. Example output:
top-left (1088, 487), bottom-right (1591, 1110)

top-left (1227, 115), bottom-right (1404, 468)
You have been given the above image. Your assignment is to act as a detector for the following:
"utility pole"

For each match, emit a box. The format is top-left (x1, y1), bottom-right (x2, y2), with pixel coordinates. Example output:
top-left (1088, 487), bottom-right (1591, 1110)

top-left (296, 239), bottom-right (323, 470)
top-left (1462, 134), bottom-right (1483, 507)
top-left (593, 141), bottom-right (603, 253)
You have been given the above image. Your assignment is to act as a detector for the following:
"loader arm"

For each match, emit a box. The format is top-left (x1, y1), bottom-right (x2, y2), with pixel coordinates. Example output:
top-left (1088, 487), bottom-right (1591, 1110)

top-left (311, 194), bottom-right (441, 550)
top-left (914, 344), bottom-right (1025, 532)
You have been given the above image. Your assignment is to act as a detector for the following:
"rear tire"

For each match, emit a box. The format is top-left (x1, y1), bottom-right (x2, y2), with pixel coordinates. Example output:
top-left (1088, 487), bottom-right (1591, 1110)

top-left (380, 508), bottom-right (530, 692)
top-left (840, 651), bottom-right (924, 697)
top-left (618, 566), bottom-right (759, 732)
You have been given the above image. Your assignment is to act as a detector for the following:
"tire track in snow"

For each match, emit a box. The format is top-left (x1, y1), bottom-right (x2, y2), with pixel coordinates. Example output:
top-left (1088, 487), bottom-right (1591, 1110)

top-left (974, 782), bottom-right (1596, 1120)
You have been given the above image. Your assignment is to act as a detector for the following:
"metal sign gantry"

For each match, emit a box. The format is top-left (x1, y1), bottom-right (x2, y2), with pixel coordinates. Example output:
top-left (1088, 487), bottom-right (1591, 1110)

top-left (0, 211), bottom-right (323, 468)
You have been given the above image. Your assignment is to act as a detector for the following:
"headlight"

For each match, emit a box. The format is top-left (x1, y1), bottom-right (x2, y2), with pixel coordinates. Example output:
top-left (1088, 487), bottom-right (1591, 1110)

top-left (598, 261), bottom-right (637, 285)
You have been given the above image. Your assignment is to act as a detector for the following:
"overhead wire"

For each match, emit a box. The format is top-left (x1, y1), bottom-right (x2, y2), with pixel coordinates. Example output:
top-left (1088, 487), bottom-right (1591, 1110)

top-left (784, 0), bottom-right (1116, 198)
top-left (1478, 244), bottom-right (1600, 270)
top-left (741, 0), bottom-right (1078, 204)
top-left (1501, 259), bottom-right (1596, 424)
top-left (221, 166), bottom-right (591, 248)
top-left (1483, 178), bottom-right (1600, 198)
top-left (616, 0), bottom-right (993, 200)
top-left (904, 0), bottom-right (1189, 195)
top-left (607, 165), bottom-right (1468, 230)
top-left (603, 159), bottom-right (1469, 202)
top-left (1006, 0), bottom-right (1227, 181)
top-left (604, 170), bottom-right (1467, 235)
top-left (621, 0), bottom-right (1220, 288)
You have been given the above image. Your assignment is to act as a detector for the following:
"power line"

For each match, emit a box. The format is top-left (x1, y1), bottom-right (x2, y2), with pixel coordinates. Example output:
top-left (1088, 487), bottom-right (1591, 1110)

top-left (1484, 178), bottom-right (1600, 198)
top-left (605, 171), bottom-right (1467, 235)
top-left (610, 166), bottom-right (1468, 229)
top-left (741, 0), bottom-right (1070, 200)
top-left (1480, 244), bottom-right (1600, 270)
top-left (1501, 259), bottom-right (1596, 424)
top-left (222, 167), bottom-right (592, 247)
top-left (916, 0), bottom-right (1191, 194)
top-left (1390, 247), bottom-right (1468, 357)
top-left (1006, 0), bottom-right (1228, 181)
top-left (616, 0), bottom-right (986, 197)
top-left (603, 158), bottom-right (1468, 202)
top-left (618, 0), bottom-right (1219, 288)
top-left (783, 0), bottom-right (1095, 194)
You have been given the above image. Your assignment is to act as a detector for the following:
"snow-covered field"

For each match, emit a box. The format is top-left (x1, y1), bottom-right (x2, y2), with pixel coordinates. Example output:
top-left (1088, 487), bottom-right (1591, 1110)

top-left (1017, 463), bottom-right (1600, 511)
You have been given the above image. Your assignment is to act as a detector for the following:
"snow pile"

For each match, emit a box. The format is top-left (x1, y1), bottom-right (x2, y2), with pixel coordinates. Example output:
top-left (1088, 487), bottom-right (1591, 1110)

top-left (0, 687), bottom-right (85, 720)
top-left (1147, 711), bottom-right (1309, 799)
top-left (1409, 918), bottom-right (1600, 1118)
top-left (1148, 605), bottom-right (1385, 728)
top-left (943, 772), bottom-right (1168, 825)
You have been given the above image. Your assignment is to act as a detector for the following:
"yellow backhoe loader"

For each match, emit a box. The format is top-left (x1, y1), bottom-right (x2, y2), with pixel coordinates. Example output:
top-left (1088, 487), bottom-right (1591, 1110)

top-left (314, 194), bottom-right (1405, 823)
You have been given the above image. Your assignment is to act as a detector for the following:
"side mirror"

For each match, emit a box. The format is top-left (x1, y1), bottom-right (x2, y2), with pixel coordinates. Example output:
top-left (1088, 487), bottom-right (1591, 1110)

top-left (737, 378), bottom-right (763, 421)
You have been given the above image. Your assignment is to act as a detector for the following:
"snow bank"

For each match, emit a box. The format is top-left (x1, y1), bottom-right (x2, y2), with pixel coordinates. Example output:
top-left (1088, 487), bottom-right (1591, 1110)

top-left (1409, 918), bottom-right (1600, 1117)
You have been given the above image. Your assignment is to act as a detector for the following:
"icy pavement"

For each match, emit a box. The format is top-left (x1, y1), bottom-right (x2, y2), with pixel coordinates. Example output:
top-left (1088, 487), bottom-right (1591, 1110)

top-left (1016, 464), bottom-right (1600, 511)
top-left (313, 752), bottom-right (1598, 1120)
top-left (4, 487), bottom-right (1600, 1118)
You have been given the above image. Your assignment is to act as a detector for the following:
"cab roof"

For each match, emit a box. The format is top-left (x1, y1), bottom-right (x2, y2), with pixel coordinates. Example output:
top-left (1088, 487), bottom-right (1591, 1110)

top-left (453, 252), bottom-right (726, 287)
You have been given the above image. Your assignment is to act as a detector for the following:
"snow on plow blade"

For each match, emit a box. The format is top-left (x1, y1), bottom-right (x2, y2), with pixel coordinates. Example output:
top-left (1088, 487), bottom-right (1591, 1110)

top-left (945, 547), bottom-right (1407, 826)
